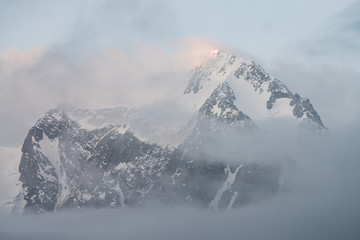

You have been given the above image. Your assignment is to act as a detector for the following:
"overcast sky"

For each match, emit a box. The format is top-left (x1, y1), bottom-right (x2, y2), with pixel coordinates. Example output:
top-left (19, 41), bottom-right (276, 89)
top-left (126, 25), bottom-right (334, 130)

top-left (0, 0), bottom-right (359, 146)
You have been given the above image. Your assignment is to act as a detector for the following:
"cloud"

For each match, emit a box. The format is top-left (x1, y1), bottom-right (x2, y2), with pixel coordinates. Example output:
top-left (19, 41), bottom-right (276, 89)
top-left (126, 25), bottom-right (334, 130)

top-left (0, 0), bottom-right (79, 51)
top-left (298, 1), bottom-right (360, 67)
top-left (0, 0), bottom-right (179, 53)
top-left (0, 38), bottom-right (218, 146)
top-left (262, 1), bottom-right (360, 133)
top-left (0, 1), bottom-right (359, 239)
top-left (266, 61), bottom-right (360, 133)
top-left (1, 34), bottom-right (359, 146)
top-left (1, 127), bottom-right (360, 240)
top-left (59, 0), bottom-right (179, 54)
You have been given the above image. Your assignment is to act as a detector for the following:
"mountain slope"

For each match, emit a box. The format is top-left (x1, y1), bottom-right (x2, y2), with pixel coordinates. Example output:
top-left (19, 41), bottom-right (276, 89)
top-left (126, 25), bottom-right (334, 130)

top-left (0, 146), bottom-right (23, 213)
top-left (12, 49), bottom-right (328, 213)
top-left (183, 81), bottom-right (258, 160)
top-left (17, 109), bottom-right (279, 213)
top-left (183, 50), bottom-right (327, 133)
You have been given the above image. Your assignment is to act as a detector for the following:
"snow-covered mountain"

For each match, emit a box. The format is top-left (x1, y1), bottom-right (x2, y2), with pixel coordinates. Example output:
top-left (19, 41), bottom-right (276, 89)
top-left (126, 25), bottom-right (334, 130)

top-left (8, 49), bottom-right (327, 213)
top-left (0, 146), bottom-right (24, 214)
top-left (181, 50), bottom-right (326, 133)
top-left (17, 109), bottom-right (280, 213)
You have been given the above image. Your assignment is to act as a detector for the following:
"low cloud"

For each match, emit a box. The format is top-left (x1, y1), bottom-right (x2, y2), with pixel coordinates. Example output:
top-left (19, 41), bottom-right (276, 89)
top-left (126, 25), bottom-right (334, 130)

top-left (0, 38), bottom-right (218, 146)
top-left (1, 128), bottom-right (359, 240)
top-left (266, 61), bottom-right (360, 133)
top-left (297, 0), bottom-right (360, 68)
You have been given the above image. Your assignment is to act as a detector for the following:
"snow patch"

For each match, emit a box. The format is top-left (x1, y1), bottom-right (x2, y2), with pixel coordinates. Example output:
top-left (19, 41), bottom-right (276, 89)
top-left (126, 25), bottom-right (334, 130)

top-left (211, 104), bottom-right (222, 116)
top-left (227, 191), bottom-right (238, 211)
top-left (270, 98), bottom-right (294, 118)
top-left (38, 134), bottom-right (70, 209)
top-left (114, 162), bottom-right (128, 171)
top-left (227, 74), bottom-right (271, 120)
top-left (209, 165), bottom-right (242, 211)
top-left (0, 146), bottom-right (22, 213)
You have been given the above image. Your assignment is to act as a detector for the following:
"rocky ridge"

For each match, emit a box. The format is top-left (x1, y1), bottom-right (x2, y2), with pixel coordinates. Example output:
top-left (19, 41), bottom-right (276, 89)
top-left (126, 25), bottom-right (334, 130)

top-left (15, 49), bottom-right (327, 213)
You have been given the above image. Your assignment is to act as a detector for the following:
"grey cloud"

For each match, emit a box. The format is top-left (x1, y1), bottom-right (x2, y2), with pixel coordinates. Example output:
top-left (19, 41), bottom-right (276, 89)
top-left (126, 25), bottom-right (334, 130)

top-left (300, 1), bottom-right (360, 65)
top-left (0, 0), bottom-right (178, 53)
top-left (0, 0), bottom-right (80, 50)
top-left (0, 41), bottom-right (215, 146)
top-left (1, 127), bottom-right (360, 240)
top-left (62, 0), bottom-right (179, 54)
top-left (266, 61), bottom-right (360, 133)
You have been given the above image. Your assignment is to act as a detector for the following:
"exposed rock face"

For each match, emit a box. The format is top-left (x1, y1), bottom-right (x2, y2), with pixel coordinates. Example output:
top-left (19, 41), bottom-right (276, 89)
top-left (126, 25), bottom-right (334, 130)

top-left (19, 109), bottom-right (279, 213)
top-left (184, 50), bottom-right (327, 133)
top-left (17, 50), bottom-right (327, 213)
top-left (183, 82), bottom-right (257, 160)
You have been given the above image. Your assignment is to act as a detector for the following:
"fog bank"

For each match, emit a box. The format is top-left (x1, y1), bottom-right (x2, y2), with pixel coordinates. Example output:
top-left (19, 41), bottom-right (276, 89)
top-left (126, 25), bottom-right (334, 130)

top-left (1, 127), bottom-right (359, 240)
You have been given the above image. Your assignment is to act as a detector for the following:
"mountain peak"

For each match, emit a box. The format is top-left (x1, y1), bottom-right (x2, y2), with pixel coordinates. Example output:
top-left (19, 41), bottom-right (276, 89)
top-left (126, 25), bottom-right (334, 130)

top-left (209, 49), bottom-right (221, 57)
top-left (184, 50), bottom-right (252, 95)
top-left (11, 48), bottom-right (328, 213)
top-left (182, 49), bottom-right (327, 133)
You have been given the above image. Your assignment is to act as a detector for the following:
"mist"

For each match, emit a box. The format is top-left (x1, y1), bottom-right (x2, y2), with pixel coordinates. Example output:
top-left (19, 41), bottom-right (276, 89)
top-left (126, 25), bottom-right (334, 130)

top-left (1, 1), bottom-right (360, 239)
top-left (0, 39), bottom-right (218, 146)
top-left (1, 41), bottom-right (359, 240)
top-left (1, 126), bottom-right (359, 239)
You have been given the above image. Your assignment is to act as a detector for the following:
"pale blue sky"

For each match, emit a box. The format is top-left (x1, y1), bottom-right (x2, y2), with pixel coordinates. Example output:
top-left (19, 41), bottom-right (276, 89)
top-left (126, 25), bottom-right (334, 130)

top-left (0, 0), bottom-right (357, 61)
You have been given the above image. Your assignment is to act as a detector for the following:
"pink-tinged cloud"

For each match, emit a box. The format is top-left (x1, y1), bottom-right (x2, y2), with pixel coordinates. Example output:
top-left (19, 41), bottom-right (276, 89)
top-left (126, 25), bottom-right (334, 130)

top-left (0, 46), bottom-right (49, 76)
top-left (0, 38), bottom-right (222, 145)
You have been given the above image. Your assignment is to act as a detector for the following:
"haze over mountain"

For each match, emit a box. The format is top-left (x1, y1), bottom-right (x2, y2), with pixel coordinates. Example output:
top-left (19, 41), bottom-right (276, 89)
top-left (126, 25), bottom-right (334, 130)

top-left (0, 49), bottom-right (328, 214)
top-left (0, 1), bottom-right (359, 239)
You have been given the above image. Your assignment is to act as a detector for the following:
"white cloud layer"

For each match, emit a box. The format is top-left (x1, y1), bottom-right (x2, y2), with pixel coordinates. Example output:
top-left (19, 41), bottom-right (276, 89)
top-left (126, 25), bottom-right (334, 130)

top-left (0, 38), bottom-right (220, 145)
top-left (1, 128), bottom-right (360, 240)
